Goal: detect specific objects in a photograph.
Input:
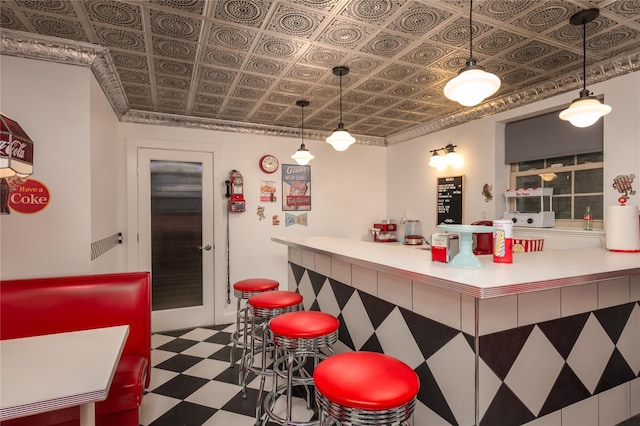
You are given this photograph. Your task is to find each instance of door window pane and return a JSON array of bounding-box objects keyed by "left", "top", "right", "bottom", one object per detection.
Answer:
[{"left": 151, "top": 160, "right": 203, "bottom": 311}]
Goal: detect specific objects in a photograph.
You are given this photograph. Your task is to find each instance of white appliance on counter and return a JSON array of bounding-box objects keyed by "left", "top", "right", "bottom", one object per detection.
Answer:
[
  {"left": 605, "top": 204, "right": 640, "bottom": 252},
  {"left": 503, "top": 188, "right": 556, "bottom": 228}
]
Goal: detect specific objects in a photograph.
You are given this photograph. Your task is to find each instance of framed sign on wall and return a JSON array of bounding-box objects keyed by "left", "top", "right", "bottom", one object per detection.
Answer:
[{"left": 437, "top": 175, "right": 463, "bottom": 225}]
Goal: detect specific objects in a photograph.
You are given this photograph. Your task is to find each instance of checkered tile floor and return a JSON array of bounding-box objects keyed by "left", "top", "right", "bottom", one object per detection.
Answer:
[{"left": 140, "top": 323, "right": 317, "bottom": 426}]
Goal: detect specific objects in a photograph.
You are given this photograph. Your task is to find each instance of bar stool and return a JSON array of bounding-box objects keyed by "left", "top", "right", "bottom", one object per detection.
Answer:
[
  {"left": 313, "top": 351, "right": 420, "bottom": 426},
  {"left": 264, "top": 310, "right": 339, "bottom": 426},
  {"left": 242, "top": 290, "right": 304, "bottom": 425},
  {"left": 229, "top": 278, "right": 279, "bottom": 377}
]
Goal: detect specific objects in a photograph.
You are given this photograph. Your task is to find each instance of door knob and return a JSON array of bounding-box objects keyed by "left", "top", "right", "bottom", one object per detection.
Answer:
[{"left": 199, "top": 244, "right": 212, "bottom": 251}]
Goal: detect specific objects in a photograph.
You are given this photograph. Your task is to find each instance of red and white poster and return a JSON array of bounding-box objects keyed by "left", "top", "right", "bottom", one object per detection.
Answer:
[
  {"left": 1, "top": 177, "right": 50, "bottom": 214},
  {"left": 282, "top": 164, "right": 311, "bottom": 211}
]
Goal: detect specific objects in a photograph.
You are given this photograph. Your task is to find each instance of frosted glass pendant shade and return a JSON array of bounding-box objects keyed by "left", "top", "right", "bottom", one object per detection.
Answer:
[
  {"left": 444, "top": 66, "right": 501, "bottom": 107},
  {"left": 291, "top": 146, "right": 314, "bottom": 165},
  {"left": 559, "top": 95, "right": 611, "bottom": 128},
  {"left": 326, "top": 128, "right": 355, "bottom": 151}
]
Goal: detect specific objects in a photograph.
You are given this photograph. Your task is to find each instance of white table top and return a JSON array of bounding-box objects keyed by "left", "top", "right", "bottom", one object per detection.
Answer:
[
  {"left": 0, "top": 325, "right": 129, "bottom": 421},
  {"left": 272, "top": 236, "right": 640, "bottom": 298}
]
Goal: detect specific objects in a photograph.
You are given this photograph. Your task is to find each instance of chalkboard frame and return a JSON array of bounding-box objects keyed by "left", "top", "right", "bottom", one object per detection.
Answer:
[{"left": 437, "top": 175, "right": 464, "bottom": 225}]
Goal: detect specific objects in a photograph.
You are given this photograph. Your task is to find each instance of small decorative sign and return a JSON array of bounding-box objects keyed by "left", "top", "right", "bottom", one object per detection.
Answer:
[
  {"left": 282, "top": 164, "right": 311, "bottom": 211},
  {"left": 285, "top": 213, "right": 308, "bottom": 227},
  {"left": 260, "top": 179, "right": 277, "bottom": 203},
  {"left": 3, "top": 178, "right": 50, "bottom": 214}
]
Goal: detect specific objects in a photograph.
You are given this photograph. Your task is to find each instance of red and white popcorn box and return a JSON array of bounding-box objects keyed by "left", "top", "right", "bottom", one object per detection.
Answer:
[{"left": 512, "top": 238, "right": 544, "bottom": 253}]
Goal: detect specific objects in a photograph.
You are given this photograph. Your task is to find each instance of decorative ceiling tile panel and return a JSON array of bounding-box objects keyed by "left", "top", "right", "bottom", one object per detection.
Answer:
[{"left": 1, "top": 0, "right": 638, "bottom": 145}]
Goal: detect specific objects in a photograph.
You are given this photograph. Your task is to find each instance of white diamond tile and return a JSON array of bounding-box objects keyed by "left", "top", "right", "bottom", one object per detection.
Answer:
[
  {"left": 560, "top": 395, "right": 598, "bottom": 426},
  {"left": 315, "top": 252, "right": 331, "bottom": 277},
  {"left": 181, "top": 341, "right": 224, "bottom": 358},
  {"left": 412, "top": 399, "right": 451, "bottom": 426},
  {"left": 147, "top": 367, "right": 178, "bottom": 391},
  {"left": 598, "top": 382, "right": 631, "bottom": 426},
  {"left": 631, "top": 377, "right": 640, "bottom": 417},
  {"left": 375, "top": 307, "right": 424, "bottom": 369},
  {"left": 202, "top": 410, "right": 254, "bottom": 426},
  {"left": 478, "top": 295, "right": 517, "bottom": 335},
  {"left": 315, "top": 278, "right": 341, "bottom": 318},
  {"left": 598, "top": 276, "right": 630, "bottom": 309},
  {"left": 151, "top": 333, "right": 175, "bottom": 348},
  {"left": 181, "top": 327, "right": 217, "bottom": 341},
  {"left": 378, "top": 272, "right": 411, "bottom": 310},
  {"left": 139, "top": 392, "right": 181, "bottom": 425},
  {"left": 427, "top": 333, "right": 476, "bottom": 426},
  {"left": 185, "top": 379, "right": 241, "bottom": 409},
  {"left": 151, "top": 349, "right": 177, "bottom": 366},
  {"left": 617, "top": 303, "right": 640, "bottom": 375},
  {"left": 331, "top": 258, "right": 351, "bottom": 285},
  {"left": 341, "top": 292, "right": 375, "bottom": 350},
  {"left": 461, "top": 294, "right": 475, "bottom": 335},
  {"left": 351, "top": 264, "right": 377, "bottom": 296},
  {"left": 504, "top": 326, "right": 565, "bottom": 416},
  {"left": 296, "top": 270, "right": 316, "bottom": 311},
  {"left": 566, "top": 313, "right": 615, "bottom": 393},
  {"left": 183, "top": 358, "right": 229, "bottom": 380},
  {"left": 413, "top": 281, "right": 461, "bottom": 331},
  {"left": 518, "top": 288, "right": 560, "bottom": 326},
  {"left": 479, "top": 357, "right": 502, "bottom": 422},
  {"left": 561, "top": 282, "right": 597, "bottom": 317}
]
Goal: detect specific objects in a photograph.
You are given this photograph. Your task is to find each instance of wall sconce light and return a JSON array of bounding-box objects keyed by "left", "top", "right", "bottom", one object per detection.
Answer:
[
  {"left": 443, "top": 0, "right": 500, "bottom": 107},
  {"left": 559, "top": 9, "right": 611, "bottom": 127},
  {"left": 429, "top": 144, "right": 463, "bottom": 169},
  {"left": 326, "top": 66, "right": 356, "bottom": 151},
  {"left": 291, "top": 100, "right": 314, "bottom": 165}
]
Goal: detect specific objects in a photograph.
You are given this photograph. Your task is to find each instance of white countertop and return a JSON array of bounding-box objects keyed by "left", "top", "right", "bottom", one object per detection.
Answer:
[{"left": 272, "top": 236, "right": 640, "bottom": 298}]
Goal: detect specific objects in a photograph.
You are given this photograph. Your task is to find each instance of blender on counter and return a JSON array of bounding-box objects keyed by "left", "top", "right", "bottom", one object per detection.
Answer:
[{"left": 403, "top": 219, "right": 424, "bottom": 245}]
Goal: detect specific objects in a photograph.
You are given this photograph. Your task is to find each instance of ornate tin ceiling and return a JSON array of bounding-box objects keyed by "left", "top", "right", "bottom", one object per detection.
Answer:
[{"left": 1, "top": 0, "right": 639, "bottom": 146}]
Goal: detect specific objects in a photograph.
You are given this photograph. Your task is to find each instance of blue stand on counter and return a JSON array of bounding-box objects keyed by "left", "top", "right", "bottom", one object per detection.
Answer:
[{"left": 437, "top": 224, "right": 495, "bottom": 268}]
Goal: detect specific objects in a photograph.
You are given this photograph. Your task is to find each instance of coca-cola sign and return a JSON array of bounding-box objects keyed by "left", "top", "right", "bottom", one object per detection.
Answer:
[
  {"left": 1, "top": 113, "right": 34, "bottom": 177},
  {"left": 7, "top": 178, "right": 50, "bottom": 214},
  {"left": 0, "top": 135, "right": 34, "bottom": 163}
]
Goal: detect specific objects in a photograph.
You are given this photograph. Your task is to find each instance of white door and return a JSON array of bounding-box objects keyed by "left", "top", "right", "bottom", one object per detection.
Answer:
[{"left": 138, "top": 148, "right": 215, "bottom": 332}]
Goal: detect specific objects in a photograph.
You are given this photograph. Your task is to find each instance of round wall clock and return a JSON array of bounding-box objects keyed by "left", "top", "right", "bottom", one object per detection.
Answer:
[{"left": 259, "top": 154, "right": 279, "bottom": 173}]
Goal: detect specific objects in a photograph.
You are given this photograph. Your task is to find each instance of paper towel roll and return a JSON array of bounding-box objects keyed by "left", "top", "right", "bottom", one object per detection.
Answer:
[{"left": 605, "top": 205, "right": 640, "bottom": 251}]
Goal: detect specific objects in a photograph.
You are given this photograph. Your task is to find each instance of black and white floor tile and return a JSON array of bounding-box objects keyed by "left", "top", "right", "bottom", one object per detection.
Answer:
[{"left": 140, "top": 323, "right": 316, "bottom": 426}]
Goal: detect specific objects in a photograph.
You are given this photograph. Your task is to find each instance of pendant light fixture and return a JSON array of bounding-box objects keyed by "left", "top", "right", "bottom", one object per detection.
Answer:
[
  {"left": 291, "top": 100, "right": 314, "bottom": 165},
  {"left": 326, "top": 66, "right": 355, "bottom": 151},
  {"left": 443, "top": 0, "right": 500, "bottom": 107},
  {"left": 559, "top": 9, "right": 611, "bottom": 128}
]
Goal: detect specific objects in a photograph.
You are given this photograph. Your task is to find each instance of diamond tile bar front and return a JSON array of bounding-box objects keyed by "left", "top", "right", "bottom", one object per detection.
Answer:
[{"left": 272, "top": 236, "right": 640, "bottom": 426}]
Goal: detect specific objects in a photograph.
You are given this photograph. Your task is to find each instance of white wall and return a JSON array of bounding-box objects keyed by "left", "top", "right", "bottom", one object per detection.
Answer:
[
  {"left": 1, "top": 56, "right": 93, "bottom": 278},
  {"left": 388, "top": 71, "right": 640, "bottom": 246},
  {"left": 120, "top": 123, "right": 387, "bottom": 323}
]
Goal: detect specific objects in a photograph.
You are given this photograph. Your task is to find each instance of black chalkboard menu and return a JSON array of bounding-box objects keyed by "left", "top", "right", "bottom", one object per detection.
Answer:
[{"left": 437, "top": 176, "right": 464, "bottom": 225}]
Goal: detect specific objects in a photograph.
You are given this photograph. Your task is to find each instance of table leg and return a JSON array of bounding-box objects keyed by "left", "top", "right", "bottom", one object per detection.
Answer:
[{"left": 79, "top": 402, "right": 96, "bottom": 426}]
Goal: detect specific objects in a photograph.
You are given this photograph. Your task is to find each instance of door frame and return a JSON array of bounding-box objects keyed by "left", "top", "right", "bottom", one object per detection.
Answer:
[{"left": 126, "top": 138, "right": 228, "bottom": 329}]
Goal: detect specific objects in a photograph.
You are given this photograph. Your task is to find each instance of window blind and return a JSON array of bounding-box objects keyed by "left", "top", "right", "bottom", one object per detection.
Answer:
[{"left": 505, "top": 110, "right": 603, "bottom": 164}]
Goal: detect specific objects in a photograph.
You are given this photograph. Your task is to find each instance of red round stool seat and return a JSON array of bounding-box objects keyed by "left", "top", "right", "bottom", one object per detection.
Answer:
[
  {"left": 233, "top": 278, "right": 279, "bottom": 298},
  {"left": 248, "top": 290, "right": 303, "bottom": 317},
  {"left": 314, "top": 352, "right": 419, "bottom": 425},
  {"left": 264, "top": 311, "right": 339, "bottom": 425}
]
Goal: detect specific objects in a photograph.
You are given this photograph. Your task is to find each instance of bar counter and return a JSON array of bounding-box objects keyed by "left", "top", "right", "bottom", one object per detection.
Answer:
[{"left": 272, "top": 236, "right": 640, "bottom": 426}]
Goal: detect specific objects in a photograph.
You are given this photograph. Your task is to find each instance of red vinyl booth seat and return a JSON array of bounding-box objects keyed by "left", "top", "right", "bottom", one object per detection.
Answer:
[{"left": 0, "top": 272, "right": 151, "bottom": 426}]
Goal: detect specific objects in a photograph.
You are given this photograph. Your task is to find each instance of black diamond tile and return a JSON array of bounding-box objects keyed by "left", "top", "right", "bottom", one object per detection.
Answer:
[
  {"left": 149, "top": 401, "right": 216, "bottom": 426},
  {"left": 153, "top": 374, "right": 209, "bottom": 400},
  {"left": 336, "top": 312, "right": 355, "bottom": 350},
  {"left": 359, "top": 290, "right": 395, "bottom": 329},
  {"left": 400, "top": 307, "right": 460, "bottom": 360},
  {"left": 539, "top": 363, "right": 591, "bottom": 417},
  {"left": 594, "top": 347, "right": 636, "bottom": 394},
  {"left": 329, "top": 278, "right": 356, "bottom": 311},
  {"left": 290, "top": 262, "right": 306, "bottom": 286},
  {"left": 221, "top": 386, "right": 262, "bottom": 417},
  {"left": 213, "top": 363, "right": 256, "bottom": 385},
  {"left": 205, "top": 331, "right": 233, "bottom": 344},
  {"left": 157, "top": 337, "right": 199, "bottom": 353},
  {"left": 480, "top": 324, "right": 535, "bottom": 381},
  {"left": 156, "top": 353, "right": 203, "bottom": 373},
  {"left": 208, "top": 323, "right": 231, "bottom": 331},
  {"left": 157, "top": 328, "right": 194, "bottom": 338},
  {"left": 414, "top": 362, "right": 456, "bottom": 425},
  {"left": 594, "top": 303, "right": 635, "bottom": 344},
  {"left": 209, "top": 344, "right": 242, "bottom": 364},
  {"left": 537, "top": 312, "right": 589, "bottom": 359},
  {"left": 481, "top": 383, "right": 535, "bottom": 426},
  {"left": 308, "top": 269, "right": 327, "bottom": 295},
  {"left": 360, "top": 332, "right": 383, "bottom": 352},
  {"left": 309, "top": 299, "right": 321, "bottom": 312}
]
